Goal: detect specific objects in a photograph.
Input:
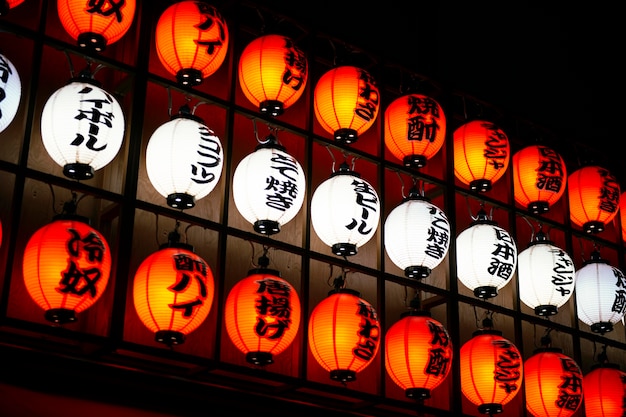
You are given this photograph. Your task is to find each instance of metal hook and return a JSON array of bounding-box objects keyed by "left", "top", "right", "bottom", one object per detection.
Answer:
[{"left": 325, "top": 145, "right": 336, "bottom": 173}]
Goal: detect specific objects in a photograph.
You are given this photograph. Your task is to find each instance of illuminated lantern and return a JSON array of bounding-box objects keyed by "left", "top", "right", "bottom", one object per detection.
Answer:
[
  {"left": 22, "top": 215, "right": 112, "bottom": 324},
  {"left": 310, "top": 162, "right": 380, "bottom": 256},
  {"left": 384, "top": 93, "right": 446, "bottom": 168},
  {"left": 384, "top": 310, "right": 452, "bottom": 400},
  {"left": 155, "top": 1, "right": 229, "bottom": 86},
  {"left": 308, "top": 288, "right": 380, "bottom": 383},
  {"left": 460, "top": 327, "right": 523, "bottom": 414},
  {"left": 133, "top": 235, "right": 215, "bottom": 346},
  {"left": 40, "top": 71, "right": 126, "bottom": 180},
  {"left": 453, "top": 120, "right": 510, "bottom": 192},
  {"left": 524, "top": 347, "right": 583, "bottom": 417},
  {"left": 314, "top": 65, "right": 380, "bottom": 144},
  {"left": 0, "top": 0, "right": 25, "bottom": 15},
  {"left": 584, "top": 363, "right": 626, "bottom": 417},
  {"left": 0, "top": 52, "right": 21, "bottom": 134},
  {"left": 517, "top": 230, "right": 576, "bottom": 316},
  {"left": 384, "top": 187, "right": 450, "bottom": 279},
  {"left": 146, "top": 104, "right": 223, "bottom": 209},
  {"left": 568, "top": 165, "right": 620, "bottom": 234},
  {"left": 620, "top": 191, "right": 626, "bottom": 242},
  {"left": 456, "top": 209, "right": 517, "bottom": 298},
  {"left": 224, "top": 256, "right": 301, "bottom": 366},
  {"left": 57, "top": 0, "right": 136, "bottom": 53},
  {"left": 512, "top": 144, "right": 567, "bottom": 214},
  {"left": 232, "top": 134, "right": 306, "bottom": 235},
  {"left": 238, "top": 34, "right": 308, "bottom": 117},
  {"left": 574, "top": 250, "right": 626, "bottom": 334}
]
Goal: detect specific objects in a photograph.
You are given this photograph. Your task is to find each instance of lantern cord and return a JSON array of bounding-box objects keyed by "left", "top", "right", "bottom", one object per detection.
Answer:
[
  {"left": 166, "top": 86, "right": 173, "bottom": 117},
  {"left": 597, "top": 344, "right": 609, "bottom": 364},
  {"left": 154, "top": 213, "right": 160, "bottom": 247},
  {"left": 325, "top": 145, "right": 336, "bottom": 173},
  {"left": 394, "top": 171, "right": 406, "bottom": 199},
  {"left": 248, "top": 240, "right": 257, "bottom": 267},
  {"left": 326, "top": 264, "right": 334, "bottom": 287},
  {"left": 63, "top": 50, "right": 76, "bottom": 78},
  {"left": 520, "top": 215, "right": 535, "bottom": 242}
]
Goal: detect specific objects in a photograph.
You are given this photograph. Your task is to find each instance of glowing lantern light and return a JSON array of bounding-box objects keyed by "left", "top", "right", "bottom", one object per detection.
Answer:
[
  {"left": 574, "top": 250, "right": 626, "bottom": 334},
  {"left": 155, "top": 1, "right": 229, "bottom": 87},
  {"left": 584, "top": 363, "right": 626, "bottom": 417},
  {"left": 22, "top": 215, "right": 112, "bottom": 324},
  {"left": 568, "top": 165, "right": 620, "bottom": 234},
  {"left": 308, "top": 288, "right": 380, "bottom": 383},
  {"left": 146, "top": 104, "right": 223, "bottom": 209},
  {"left": 456, "top": 209, "right": 517, "bottom": 298},
  {"left": 384, "top": 93, "right": 446, "bottom": 168},
  {"left": 40, "top": 70, "right": 125, "bottom": 180},
  {"left": 310, "top": 161, "right": 380, "bottom": 256},
  {"left": 238, "top": 34, "right": 308, "bottom": 117},
  {"left": 620, "top": 192, "right": 626, "bottom": 243},
  {"left": 384, "top": 187, "right": 450, "bottom": 279},
  {"left": 453, "top": 120, "right": 510, "bottom": 192},
  {"left": 313, "top": 65, "right": 380, "bottom": 144},
  {"left": 517, "top": 230, "right": 576, "bottom": 316},
  {"left": 0, "top": 52, "right": 21, "bottom": 134},
  {"left": 57, "top": 0, "right": 136, "bottom": 53},
  {"left": 232, "top": 133, "right": 306, "bottom": 235},
  {"left": 512, "top": 144, "right": 567, "bottom": 214},
  {"left": 0, "top": 0, "right": 25, "bottom": 15}
]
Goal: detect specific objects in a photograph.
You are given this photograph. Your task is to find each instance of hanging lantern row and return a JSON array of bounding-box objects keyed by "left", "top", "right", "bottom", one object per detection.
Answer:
[{"left": 0, "top": 52, "right": 21, "bottom": 134}]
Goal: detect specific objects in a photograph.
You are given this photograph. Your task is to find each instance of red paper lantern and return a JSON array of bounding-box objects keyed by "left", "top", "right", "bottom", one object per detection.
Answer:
[
  {"left": 512, "top": 144, "right": 567, "bottom": 214},
  {"left": 155, "top": 1, "right": 229, "bottom": 86},
  {"left": 57, "top": 0, "right": 136, "bottom": 52},
  {"left": 0, "top": 0, "right": 25, "bottom": 16},
  {"left": 453, "top": 120, "right": 510, "bottom": 192},
  {"left": 584, "top": 363, "right": 626, "bottom": 417},
  {"left": 384, "top": 93, "right": 446, "bottom": 168},
  {"left": 238, "top": 34, "right": 308, "bottom": 117},
  {"left": 308, "top": 288, "right": 380, "bottom": 383},
  {"left": 568, "top": 165, "right": 620, "bottom": 234},
  {"left": 313, "top": 65, "right": 380, "bottom": 144},
  {"left": 384, "top": 311, "right": 452, "bottom": 400},
  {"left": 620, "top": 191, "right": 626, "bottom": 242},
  {"left": 22, "top": 215, "right": 112, "bottom": 324}
]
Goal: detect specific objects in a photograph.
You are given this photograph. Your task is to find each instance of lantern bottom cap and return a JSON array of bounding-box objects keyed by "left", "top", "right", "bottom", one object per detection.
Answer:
[
  {"left": 534, "top": 304, "right": 558, "bottom": 316},
  {"left": 528, "top": 201, "right": 549, "bottom": 214},
  {"left": 254, "top": 219, "right": 280, "bottom": 235},
  {"left": 332, "top": 242, "right": 357, "bottom": 257},
  {"left": 334, "top": 128, "right": 357, "bottom": 144},
  {"left": 583, "top": 220, "right": 604, "bottom": 234},
  {"left": 246, "top": 351, "right": 274, "bottom": 366},
  {"left": 167, "top": 193, "right": 195, "bottom": 209},
  {"left": 259, "top": 100, "right": 284, "bottom": 117},
  {"left": 155, "top": 330, "right": 185, "bottom": 346},
  {"left": 469, "top": 179, "right": 492, "bottom": 193},
  {"left": 77, "top": 32, "right": 106, "bottom": 53},
  {"left": 405, "top": 265, "right": 431, "bottom": 279},
  {"left": 176, "top": 68, "right": 203, "bottom": 87},
  {"left": 478, "top": 403, "right": 503, "bottom": 414},
  {"left": 64, "top": 163, "right": 94, "bottom": 180},
  {"left": 473, "top": 286, "right": 498, "bottom": 299},
  {"left": 403, "top": 154, "right": 427, "bottom": 169},
  {"left": 330, "top": 369, "right": 356, "bottom": 383},
  {"left": 591, "top": 321, "right": 613, "bottom": 334},
  {"left": 45, "top": 308, "right": 77, "bottom": 324},
  {"left": 405, "top": 387, "right": 430, "bottom": 400}
]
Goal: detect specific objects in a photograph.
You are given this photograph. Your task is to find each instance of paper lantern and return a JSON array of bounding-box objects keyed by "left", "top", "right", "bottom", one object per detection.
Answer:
[
  {"left": 313, "top": 65, "right": 380, "bottom": 144},
  {"left": 0, "top": 52, "right": 21, "bottom": 134},
  {"left": 146, "top": 104, "right": 223, "bottom": 209},
  {"left": 22, "top": 215, "right": 112, "bottom": 324},
  {"left": 40, "top": 72, "right": 126, "bottom": 180},
  {"left": 568, "top": 165, "right": 620, "bottom": 234},
  {"left": 0, "top": 0, "right": 25, "bottom": 15},
  {"left": 460, "top": 329, "right": 523, "bottom": 414},
  {"left": 57, "top": 0, "right": 136, "bottom": 52},
  {"left": 512, "top": 144, "right": 567, "bottom": 213},
  {"left": 453, "top": 120, "right": 510, "bottom": 192},
  {"left": 232, "top": 134, "right": 306, "bottom": 235},
  {"left": 385, "top": 310, "right": 452, "bottom": 399},
  {"left": 238, "top": 34, "right": 307, "bottom": 117},
  {"left": 133, "top": 242, "right": 215, "bottom": 345},
  {"left": 224, "top": 263, "right": 301, "bottom": 366},
  {"left": 384, "top": 187, "right": 450, "bottom": 279},
  {"left": 574, "top": 250, "right": 626, "bottom": 334},
  {"left": 517, "top": 231, "right": 576, "bottom": 316},
  {"left": 620, "top": 192, "right": 626, "bottom": 242},
  {"left": 584, "top": 363, "right": 626, "bottom": 417},
  {"left": 456, "top": 209, "right": 517, "bottom": 298},
  {"left": 308, "top": 288, "right": 380, "bottom": 382},
  {"left": 384, "top": 93, "right": 446, "bottom": 168},
  {"left": 155, "top": 1, "right": 229, "bottom": 86},
  {"left": 310, "top": 162, "right": 380, "bottom": 256}
]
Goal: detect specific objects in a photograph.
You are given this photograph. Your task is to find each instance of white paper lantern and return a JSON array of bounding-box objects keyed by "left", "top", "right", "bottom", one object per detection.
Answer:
[
  {"left": 384, "top": 188, "right": 450, "bottom": 279},
  {"left": 0, "top": 52, "right": 21, "bottom": 134},
  {"left": 146, "top": 105, "right": 223, "bottom": 209},
  {"left": 575, "top": 251, "right": 626, "bottom": 334},
  {"left": 40, "top": 72, "right": 125, "bottom": 180},
  {"left": 232, "top": 135, "right": 306, "bottom": 235},
  {"left": 311, "top": 162, "right": 380, "bottom": 256},
  {"left": 456, "top": 210, "right": 517, "bottom": 298}
]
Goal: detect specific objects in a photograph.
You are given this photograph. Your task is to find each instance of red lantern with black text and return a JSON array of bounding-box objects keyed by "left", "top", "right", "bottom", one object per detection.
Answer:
[
  {"left": 584, "top": 363, "right": 626, "bottom": 417},
  {"left": 568, "top": 165, "right": 620, "bottom": 234}
]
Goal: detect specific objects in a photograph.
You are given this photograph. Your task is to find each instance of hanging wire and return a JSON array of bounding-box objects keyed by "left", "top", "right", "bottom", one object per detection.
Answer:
[
  {"left": 394, "top": 170, "right": 406, "bottom": 199},
  {"left": 154, "top": 213, "right": 161, "bottom": 247},
  {"left": 325, "top": 145, "right": 337, "bottom": 173},
  {"left": 252, "top": 118, "right": 273, "bottom": 144},
  {"left": 63, "top": 50, "right": 76, "bottom": 78},
  {"left": 166, "top": 85, "right": 173, "bottom": 117}
]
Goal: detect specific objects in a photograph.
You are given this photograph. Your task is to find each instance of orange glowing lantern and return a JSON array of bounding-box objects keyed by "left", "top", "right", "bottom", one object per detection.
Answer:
[
  {"left": 384, "top": 93, "right": 446, "bottom": 168},
  {"left": 584, "top": 363, "right": 626, "bottom": 417},
  {"left": 155, "top": 1, "right": 229, "bottom": 86},
  {"left": 57, "top": 0, "right": 136, "bottom": 53},
  {"left": 22, "top": 215, "right": 112, "bottom": 324},
  {"left": 238, "top": 34, "right": 308, "bottom": 117},
  {"left": 453, "top": 119, "right": 510, "bottom": 192},
  {"left": 512, "top": 144, "right": 567, "bottom": 214},
  {"left": 308, "top": 288, "right": 380, "bottom": 383},
  {"left": 568, "top": 165, "right": 621, "bottom": 234},
  {"left": 313, "top": 65, "right": 380, "bottom": 144}
]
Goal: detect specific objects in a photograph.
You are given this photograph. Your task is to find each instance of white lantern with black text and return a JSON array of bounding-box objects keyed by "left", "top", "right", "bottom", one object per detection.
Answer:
[
  {"left": 40, "top": 70, "right": 125, "bottom": 180},
  {"left": 311, "top": 162, "right": 380, "bottom": 256},
  {"left": 146, "top": 104, "right": 223, "bottom": 209},
  {"left": 232, "top": 134, "right": 305, "bottom": 235},
  {"left": 0, "top": 52, "right": 21, "bottom": 134}
]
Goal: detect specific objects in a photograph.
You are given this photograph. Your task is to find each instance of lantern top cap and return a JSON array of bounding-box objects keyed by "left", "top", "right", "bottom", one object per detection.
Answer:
[
  {"left": 470, "top": 208, "right": 496, "bottom": 226},
  {"left": 472, "top": 328, "right": 503, "bottom": 337},
  {"left": 330, "top": 161, "right": 360, "bottom": 178},
  {"left": 172, "top": 104, "right": 204, "bottom": 124},
  {"left": 405, "top": 186, "right": 430, "bottom": 202},
  {"left": 52, "top": 213, "right": 91, "bottom": 225},
  {"left": 327, "top": 287, "right": 361, "bottom": 297},
  {"left": 400, "top": 309, "right": 431, "bottom": 319},
  {"left": 583, "top": 250, "right": 609, "bottom": 266},
  {"left": 159, "top": 241, "right": 194, "bottom": 251},
  {"left": 255, "top": 133, "right": 286, "bottom": 152},
  {"left": 590, "top": 362, "right": 621, "bottom": 371},
  {"left": 68, "top": 68, "right": 102, "bottom": 87},
  {"left": 527, "top": 230, "right": 553, "bottom": 247},
  {"left": 246, "top": 267, "right": 281, "bottom": 277},
  {"left": 532, "top": 346, "right": 563, "bottom": 355}
]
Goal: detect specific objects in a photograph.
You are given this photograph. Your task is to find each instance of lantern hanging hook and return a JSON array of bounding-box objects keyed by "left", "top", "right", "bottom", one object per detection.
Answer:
[
  {"left": 63, "top": 50, "right": 76, "bottom": 78},
  {"left": 394, "top": 170, "right": 406, "bottom": 199},
  {"left": 325, "top": 145, "right": 337, "bottom": 173}
]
